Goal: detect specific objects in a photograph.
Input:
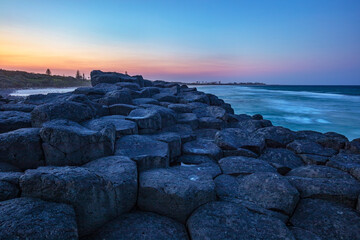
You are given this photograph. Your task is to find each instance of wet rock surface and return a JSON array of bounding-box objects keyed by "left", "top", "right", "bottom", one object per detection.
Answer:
[{"left": 0, "top": 70, "right": 359, "bottom": 239}]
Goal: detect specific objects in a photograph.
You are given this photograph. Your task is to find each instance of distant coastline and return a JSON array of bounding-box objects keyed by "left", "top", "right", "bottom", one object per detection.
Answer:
[{"left": 185, "top": 81, "right": 266, "bottom": 86}]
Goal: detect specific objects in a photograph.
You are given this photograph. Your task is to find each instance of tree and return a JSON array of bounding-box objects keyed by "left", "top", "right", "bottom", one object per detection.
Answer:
[
  {"left": 75, "top": 70, "right": 82, "bottom": 79},
  {"left": 45, "top": 69, "right": 51, "bottom": 75}
]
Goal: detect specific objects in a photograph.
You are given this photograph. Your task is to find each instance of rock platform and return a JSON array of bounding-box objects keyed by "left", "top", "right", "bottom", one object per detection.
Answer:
[{"left": 0, "top": 70, "right": 360, "bottom": 239}]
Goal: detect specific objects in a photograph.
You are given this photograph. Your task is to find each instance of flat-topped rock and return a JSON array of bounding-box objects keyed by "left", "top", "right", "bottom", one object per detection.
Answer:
[
  {"left": 149, "top": 132, "right": 182, "bottom": 161},
  {"left": 133, "top": 97, "right": 159, "bottom": 105},
  {"left": 138, "top": 166, "right": 216, "bottom": 222},
  {"left": 0, "top": 180, "right": 19, "bottom": 201},
  {"left": 215, "top": 128, "right": 265, "bottom": 154},
  {"left": 193, "top": 105, "right": 228, "bottom": 121},
  {"left": 176, "top": 113, "right": 199, "bottom": 129},
  {"left": 0, "top": 162, "right": 21, "bottom": 172},
  {"left": 259, "top": 148, "right": 304, "bottom": 173},
  {"left": 0, "top": 110, "right": 31, "bottom": 133},
  {"left": 253, "top": 126, "right": 296, "bottom": 148},
  {"left": 183, "top": 138, "right": 223, "bottom": 160},
  {"left": 97, "top": 90, "right": 133, "bottom": 105},
  {"left": 91, "top": 70, "right": 144, "bottom": 87},
  {"left": 194, "top": 128, "right": 218, "bottom": 141},
  {"left": 287, "top": 165, "right": 355, "bottom": 179},
  {"left": 0, "top": 128, "right": 44, "bottom": 170},
  {"left": 115, "top": 135, "right": 169, "bottom": 171},
  {"left": 326, "top": 152, "right": 360, "bottom": 180},
  {"left": 0, "top": 103, "right": 36, "bottom": 112},
  {"left": 290, "top": 227, "right": 322, "bottom": 240},
  {"left": 40, "top": 120, "right": 115, "bottom": 166},
  {"left": 108, "top": 103, "right": 137, "bottom": 115},
  {"left": 140, "top": 104, "right": 176, "bottom": 128},
  {"left": 299, "top": 153, "right": 329, "bottom": 165},
  {"left": 198, "top": 116, "right": 224, "bottom": 129},
  {"left": 287, "top": 140, "right": 337, "bottom": 157},
  {"left": 168, "top": 103, "right": 192, "bottom": 113},
  {"left": 163, "top": 124, "right": 196, "bottom": 142},
  {"left": 83, "top": 115, "right": 138, "bottom": 137},
  {"left": 152, "top": 92, "right": 179, "bottom": 103},
  {"left": 87, "top": 211, "right": 189, "bottom": 240},
  {"left": 0, "top": 197, "right": 78, "bottom": 240},
  {"left": 290, "top": 199, "right": 360, "bottom": 240},
  {"left": 126, "top": 108, "right": 162, "bottom": 132},
  {"left": 187, "top": 201, "right": 295, "bottom": 240},
  {"left": 20, "top": 166, "right": 119, "bottom": 237},
  {"left": 219, "top": 156, "right": 276, "bottom": 176}
]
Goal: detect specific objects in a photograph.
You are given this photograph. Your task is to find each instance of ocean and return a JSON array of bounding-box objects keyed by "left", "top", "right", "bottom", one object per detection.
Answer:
[
  {"left": 8, "top": 85, "right": 360, "bottom": 140},
  {"left": 196, "top": 85, "right": 360, "bottom": 140}
]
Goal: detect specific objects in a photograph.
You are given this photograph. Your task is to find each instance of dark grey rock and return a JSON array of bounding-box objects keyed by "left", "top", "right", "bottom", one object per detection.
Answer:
[
  {"left": 259, "top": 148, "right": 304, "bottom": 172},
  {"left": 0, "top": 111, "right": 31, "bottom": 133},
  {"left": 253, "top": 126, "right": 296, "bottom": 148},
  {"left": 193, "top": 106, "right": 228, "bottom": 121},
  {"left": 133, "top": 97, "right": 159, "bottom": 105},
  {"left": 252, "top": 114, "right": 263, "bottom": 120},
  {"left": 0, "top": 128, "right": 44, "bottom": 170},
  {"left": 346, "top": 138, "right": 360, "bottom": 154},
  {"left": 287, "top": 140, "right": 337, "bottom": 157},
  {"left": 91, "top": 70, "right": 144, "bottom": 87},
  {"left": 0, "top": 180, "right": 19, "bottom": 201},
  {"left": 138, "top": 167, "right": 216, "bottom": 222},
  {"left": 219, "top": 156, "right": 276, "bottom": 176},
  {"left": 0, "top": 103, "right": 35, "bottom": 112},
  {"left": 187, "top": 201, "right": 295, "bottom": 240},
  {"left": 83, "top": 156, "right": 138, "bottom": 215},
  {"left": 0, "top": 197, "right": 78, "bottom": 240},
  {"left": 40, "top": 120, "right": 114, "bottom": 166},
  {"left": 86, "top": 211, "right": 188, "bottom": 240},
  {"left": 194, "top": 128, "right": 218, "bottom": 141},
  {"left": 115, "top": 81, "right": 140, "bottom": 90},
  {"left": 115, "top": 135, "right": 169, "bottom": 171},
  {"left": 83, "top": 115, "right": 138, "bottom": 137},
  {"left": 168, "top": 103, "right": 192, "bottom": 113},
  {"left": 20, "top": 166, "right": 118, "bottom": 237},
  {"left": 149, "top": 132, "right": 181, "bottom": 161},
  {"left": 290, "top": 199, "right": 360, "bottom": 240},
  {"left": 0, "top": 162, "right": 21, "bottom": 172},
  {"left": 126, "top": 108, "right": 162, "bottom": 131},
  {"left": 183, "top": 139, "right": 223, "bottom": 160},
  {"left": 31, "top": 100, "right": 96, "bottom": 127},
  {"left": 178, "top": 154, "right": 216, "bottom": 165},
  {"left": 177, "top": 113, "right": 199, "bottom": 129},
  {"left": 198, "top": 117, "right": 224, "bottom": 129},
  {"left": 152, "top": 93, "right": 179, "bottom": 103},
  {"left": 327, "top": 152, "right": 360, "bottom": 180},
  {"left": 163, "top": 124, "right": 196, "bottom": 143},
  {"left": 222, "top": 148, "right": 259, "bottom": 158},
  {"left": 140, "top": 104, "right": 177, "bottom": 128},
  {"left": 289, "top": 227, "right": 322, "bottom": 240},
  {"left": 108, "top": 103, "right": 137, "bottom": 115},
  {"left": 299, "top": 154, "right": 329, "bottom": 165},
  {"left": 286, "top": 176, "right": 360, "bottom": 207},
  {"left": 215, "top": 128, "right": 265, "bottom": 154},
  {"left": 233, "top": 119, "right": 272, "bottom": 133},
  {"left": 296, "top": 130, "right": 349, "bottom": 150},
  {"left": 178, "top": 91, "right": 210, "bottom": 104},
  {"left": 287, "top": 165, "right": 355, "bottom": 179},
  {"left": 97, "top": 90, "right": 133, "bottom": 105}
]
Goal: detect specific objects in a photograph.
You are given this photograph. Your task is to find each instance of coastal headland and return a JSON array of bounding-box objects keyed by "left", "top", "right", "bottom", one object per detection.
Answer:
[{"left": 0, "top": 70, "right": 360, "bottom": 239}]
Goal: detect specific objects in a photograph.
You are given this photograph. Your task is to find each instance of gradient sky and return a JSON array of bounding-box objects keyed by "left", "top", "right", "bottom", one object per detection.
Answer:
[{"left": 1, "top": 0, "right": 359, "bottom": 84}]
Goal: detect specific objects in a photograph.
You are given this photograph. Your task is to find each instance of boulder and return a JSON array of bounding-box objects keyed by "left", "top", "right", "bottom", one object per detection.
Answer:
[
  {"left": 0, "top": 180, "right": 19, "bottom": 201},
  {"left": 222, "top": 148, "right": 259, "bottom": 158},
  {"left": 115, "top": 82, "right": 140, "bottom": 90},
  {"left": 176, "top": 113, "right": 199, "bottom": 129},
  {"left": 218, "top": 156, "right": 277, "bottom": 176},
  {"left": 198, "top": 117, "right": 224, "bottom": 129},
  {"left": 187, "top": 201, "right": 295, "bottom": 240},
  {"left": 287, "top": 165, "right": 355, "bottom": 179},
  {"left": 0, "top": 128, "right": 44, "bottom": 170},
  {"left": 193, "top": 106, "right": 228, "bottom": 121},
  {"left": 87, "top": 211, "right": 189, "bottom": 240},
  {"left": 108, "top": 103, "right": 137, "bottom": 115},
  {"left": 91, "top": 70, "right": 144, "bottom": 87},
  {"left": 287, "top": 140, "right": 337, "bottom": 157},
  {"left": 40, "top": 120, "right": 114, "bottom": 166},
  {"left": 20, "top": 166, "right": 118, "bottom": 236},
  {"left": 140, "top": 104, "right": 177, "bottom": 128},
  {"left": 0, "top": 103, "right": 35, "bottom": 112},
  {"left": 0, "top": 162, "right": 21, "bottom": 172},
  {"left": 152, "top": 93, "right": 179, "bottom": 103},
  {"left": 31, "top": 100, "right": 96, "bottom": 127},
  {"left": 126, "top": 108, "right": 162, "bottom": 132},
  {"left": 149, "top": 132, "right": 181, "bottom": 161},
  {"left": 97, "top": 90, "right": 133, "bottom": 105},
  {"left": 0, "top": 111, "right": 31, "bottom": 133},
  {"left": 83, "top": 115, "right": 138, "bottom": 137},
  {"left": 290, "top": 199, "right": 360, "bottom": 240},
  {"left": 233, "top": 119, "right": 272, "bottom": 133},
  {"left": 290, "top": 227, "right": 322, "bottom": 240},
  {"left": 163, "top": 124, "right": 196, "bottom": 143},
  {"left": 259, "top": 148, "right": 304, "bottom": 173},
  {"left": 346, "top": 138, "right": 360, "bottom": 154},
  {"left": 133, "top": 97, "right": 159, "bottom": 105},
  {"left": 83, "top": 156, "right": 138, "bottom": 215},
  {"left": 178, "top": 91, "right": 210, "bottom": 104},
  {"left": 183, "top": 139, "right": 223, "bottom": 160},
  {"left": 115, "top": 135, "right": 169, "bottom": 171},
  {"left": 296, "top": 130, "right": 349, "bottom": 150},
  {"left": 326, "top": 153, "right": 360, "bottom": 180},
  {"left": 168, "top": 103, "right": 192, "bottom": 113},
  {"left": 215, "top": 128, "right": 265, "bottom": 154},
  {"left": 286, "top": 175, "right": 360, "bottom": 207},
  {"left": 253, "top": 126, "right": 296, "bottom": 148},
  {"left": 216, "top": 172, "right": 299, "bottom": 215},
  {"left": 299, "top": 154, "right": 329, "bottom": 165},
  {"left": 0, "top": 197, "right": 78, "bottom": 240},
  {"left": 194, "top": 128, "right": 218, "bottom": 141},
  {"left": 138, "top": 167, "right": 216, "bottom": 222}
]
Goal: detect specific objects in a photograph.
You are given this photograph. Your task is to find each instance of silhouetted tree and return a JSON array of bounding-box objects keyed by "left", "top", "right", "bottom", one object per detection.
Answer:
[
  {"left": 76, "top": 70, "right": 82, "bottom": 79},
  {"left": 46, "top": 69, "right": 51, "bottom": 75}
]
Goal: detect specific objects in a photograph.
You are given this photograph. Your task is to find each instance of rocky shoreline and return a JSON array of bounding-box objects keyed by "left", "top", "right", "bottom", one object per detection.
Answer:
[{"left": 0, "top": 70, "right": 360, "bottom": 240}]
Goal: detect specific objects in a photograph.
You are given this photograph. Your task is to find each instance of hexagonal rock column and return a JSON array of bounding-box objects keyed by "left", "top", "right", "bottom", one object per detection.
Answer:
[
  {"left": 182, "top": 139, "right": 223, "bottom": 160},
  {"left": 149, "top": 132, "right": 182, "bottom": 162},
  {"left": 40, "top": 120, "right": 115, "bottom": 166},
  {"left": 86, "top": 211, "right": 189, "bottom": 240},
  {"left": 0, "top": 197, "right": 78, "bottom": 240},
  {"left": 115, "top": 135, "right": 169, "bottom": 171},
  {"left": 126, "top": 108, "right": 161, "bottom": 134},
  {"left": 19, "top": 165, "right": 135, "bottom": 237},
  {"left": 290, "top": 199, "right": 360, "bottom": 240},
  {"left": 138, "top": 166, "right": 216, "bottom": 223},
  {"left": 218, "top": 156, "right": 277, "bottom": 176},
  {"left": 187, "top": 201, "right": 295, "bottom": 240},
  {"left": 0, "top": 128, "right": 44, "bottom": 170}
]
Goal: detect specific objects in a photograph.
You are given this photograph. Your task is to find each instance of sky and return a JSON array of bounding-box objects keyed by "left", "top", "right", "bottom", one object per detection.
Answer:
[{"left": 0, "top": 0, "right": 359, "bottom": 84}]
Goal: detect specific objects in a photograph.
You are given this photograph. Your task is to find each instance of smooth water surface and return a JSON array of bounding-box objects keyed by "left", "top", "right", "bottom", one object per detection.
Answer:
[{"left": 196, "top": 85, "right": 360, "bottom": 140}]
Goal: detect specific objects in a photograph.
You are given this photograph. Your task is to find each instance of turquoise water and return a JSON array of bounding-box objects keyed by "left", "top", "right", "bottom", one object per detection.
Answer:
[{"left": 196, "top": 85, "right": 360, "bottom": 140}]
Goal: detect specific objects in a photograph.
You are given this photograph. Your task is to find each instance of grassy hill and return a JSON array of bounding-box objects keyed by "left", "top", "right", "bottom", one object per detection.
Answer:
[{"left": 0, "top": 69, "right": 91, "bottom": 88}]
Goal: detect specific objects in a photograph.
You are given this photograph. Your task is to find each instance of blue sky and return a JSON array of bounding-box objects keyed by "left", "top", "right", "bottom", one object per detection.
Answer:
[{"left": 0, "top": 0, "right": 359, "bottom": 84}]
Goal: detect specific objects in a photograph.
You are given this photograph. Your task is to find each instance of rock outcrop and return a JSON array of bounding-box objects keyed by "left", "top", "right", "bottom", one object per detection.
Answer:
[{"left": 0, "top": 70, "right": 359, "bottom": 240}]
